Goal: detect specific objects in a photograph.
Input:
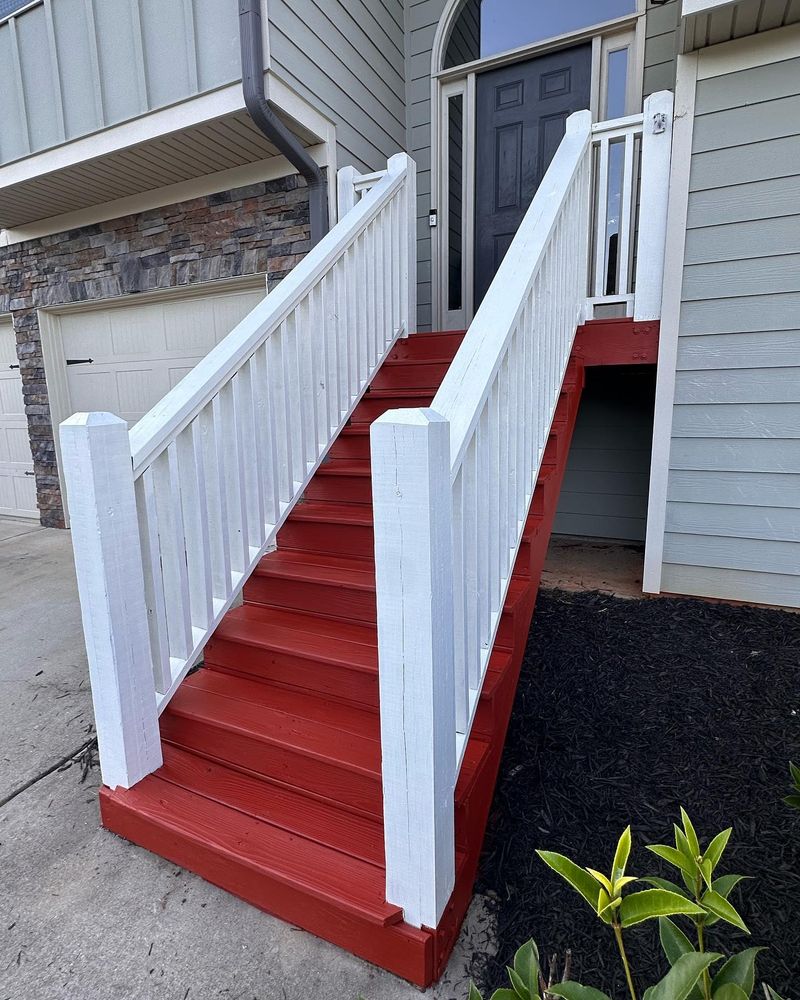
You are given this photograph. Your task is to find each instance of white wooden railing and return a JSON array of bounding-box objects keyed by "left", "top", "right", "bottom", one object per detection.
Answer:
[
  {"left": 589, "top": 91, "right": 674, "bottom": 320},
  {"left": 61, "top": 152, "right": 417, "bottom": 792},
  {"left": 370, "top": 96, "right": 673, "bottom": 930}
]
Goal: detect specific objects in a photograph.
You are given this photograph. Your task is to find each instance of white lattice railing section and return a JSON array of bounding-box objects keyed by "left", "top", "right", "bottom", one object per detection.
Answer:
[
  {"left": 370, "top": 96, "right": 674, "bottom": 930},
  {"left": 590, "top": 91, "right": 674, "bottom": 320},
  {"left": 61, "top": 152, "right": 416, "bottom": 792}
]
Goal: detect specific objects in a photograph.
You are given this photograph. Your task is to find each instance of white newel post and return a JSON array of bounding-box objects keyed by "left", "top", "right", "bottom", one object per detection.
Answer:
[
  {"left": 371, "top": 408, "right": 456, "bottom": 928},
  {"left": 336, "top": 164, "right": 359, "bottom": 219},
  {"left": 634, "top": 91, "right": 675, "bottom": 321},
  {"left": 60, "top": 412, "right": 162, "bottom": 790},
  {"left": 388, "top": 152, "right": 417, "bottom": 338}
]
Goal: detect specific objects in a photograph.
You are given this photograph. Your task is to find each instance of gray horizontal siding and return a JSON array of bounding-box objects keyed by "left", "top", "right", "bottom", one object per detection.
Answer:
[
  {"left": 644, "top": 0, "right": 679, "bottom": 96},
  {"left": 269, "top": 0, "right": 406, "bottom": 174},
  {"left": 555, "top": 370, "right": 655, "bottom": 543},
  {"left": 661, "top": 46, "right": 800, "bottom": 608}
]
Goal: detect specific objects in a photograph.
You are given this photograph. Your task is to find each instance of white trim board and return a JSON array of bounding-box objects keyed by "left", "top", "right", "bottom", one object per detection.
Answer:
[
  {"left": 696, "top": 21, "right": 800, "bottom": 77},
  {"left": 642, "top": 50, "right": 698, "bottom": 595}
]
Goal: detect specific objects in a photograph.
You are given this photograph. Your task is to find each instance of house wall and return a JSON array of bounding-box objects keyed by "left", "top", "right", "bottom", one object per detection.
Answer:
[
  {"left": 657, "top": 29, "right": 800, "bottom": 607},
  {"left": 268, "top": 0, "right": 407, "bottom": 175},
  {"left": 0, "top": 176, "right": 310, "bottom": 527},
  {"left": 643, "top": 0, "right": 680, "bottom": 96},
  {"left": 554, "top": 368, "right": 656, "bottom": 542}
]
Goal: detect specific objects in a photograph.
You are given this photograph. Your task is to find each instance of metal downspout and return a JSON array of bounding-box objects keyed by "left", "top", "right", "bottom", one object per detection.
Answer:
[{"left": 238, "top": 0, "right": 329, "bottom": 245}]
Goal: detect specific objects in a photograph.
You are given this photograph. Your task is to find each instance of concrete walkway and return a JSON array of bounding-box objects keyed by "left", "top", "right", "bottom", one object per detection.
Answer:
[{"left": 0, "top": 517, "right": 492, "bottom": 1000}]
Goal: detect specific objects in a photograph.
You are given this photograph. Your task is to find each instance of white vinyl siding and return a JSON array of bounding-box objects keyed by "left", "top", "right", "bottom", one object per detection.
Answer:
[{"left": 661, "top": 46, "right": 800, "bottom": 608}]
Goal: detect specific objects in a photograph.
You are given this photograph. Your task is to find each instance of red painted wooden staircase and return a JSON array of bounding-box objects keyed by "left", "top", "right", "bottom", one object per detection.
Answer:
[{"left": 100, "top": 328, "right": 587, "bottom": 986}]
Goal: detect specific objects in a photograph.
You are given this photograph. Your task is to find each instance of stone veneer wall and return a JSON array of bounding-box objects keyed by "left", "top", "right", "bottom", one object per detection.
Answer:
[{"left": 0, "top": 174, "right": 310, "bottom": 527}]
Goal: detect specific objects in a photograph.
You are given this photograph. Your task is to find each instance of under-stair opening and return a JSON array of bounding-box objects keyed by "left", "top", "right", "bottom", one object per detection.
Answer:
[{"left": 548, "top": 365, "right": 657, "bottom": 595}]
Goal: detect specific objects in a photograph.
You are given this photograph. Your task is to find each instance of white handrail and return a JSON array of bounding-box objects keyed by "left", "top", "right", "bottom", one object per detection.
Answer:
[
  {"left": 61, "top": 152, "right": 417, "bottom": 791},
  {"left": 371, "top": 111, "right": 593, "bottom": 930}
]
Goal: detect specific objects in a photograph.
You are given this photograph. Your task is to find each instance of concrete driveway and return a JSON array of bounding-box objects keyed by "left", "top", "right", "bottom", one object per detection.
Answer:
[{"left": 0, "top": 517, "right": 493, "bottom": 1000}]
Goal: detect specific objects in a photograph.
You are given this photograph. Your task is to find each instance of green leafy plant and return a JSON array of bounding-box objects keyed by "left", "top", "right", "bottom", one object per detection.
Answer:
[
  {"left": 468, "top": 812, "right": 783, "bottom": 1000},
  {"left": 784, "top": 763, "right": 800, "bottom": 810}
]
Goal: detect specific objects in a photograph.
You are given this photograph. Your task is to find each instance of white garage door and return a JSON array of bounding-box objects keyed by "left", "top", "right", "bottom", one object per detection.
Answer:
[
  {"left": 0, "top": 317, "right": 37, "bottom": 518},
  {"left": 53, "top": 281, "right": 265, "bottom": 426}
]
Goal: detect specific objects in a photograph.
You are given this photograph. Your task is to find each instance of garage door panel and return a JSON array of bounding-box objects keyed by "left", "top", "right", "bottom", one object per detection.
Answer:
[
  {"left": 109, "top": 303, "right": 167, "bottom": 357},
  {"left": 0, "top": 317, "right": 36, "bottom": 517},
  {"left": 212, "top": 289, "right": 263, "bottom": 332},
  {"left": 163, "top": 297, "right": 220, "bottom": 354}
]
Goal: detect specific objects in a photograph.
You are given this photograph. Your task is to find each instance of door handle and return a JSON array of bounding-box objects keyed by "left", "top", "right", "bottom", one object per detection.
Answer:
[
  {"left": 66, "top": 358, "right": 94, "bottom": 366},
  {"left": 8, "top": 364, "right": 19, "bottom": 370}
]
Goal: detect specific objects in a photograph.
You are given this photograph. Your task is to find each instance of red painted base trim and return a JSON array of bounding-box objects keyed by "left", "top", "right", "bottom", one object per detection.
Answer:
[
  {"left": 100, "top": 331, "right": 587, "bottom": 987},
  {"left": 574, "top": 318, "right": 659, "bottom": 366}
]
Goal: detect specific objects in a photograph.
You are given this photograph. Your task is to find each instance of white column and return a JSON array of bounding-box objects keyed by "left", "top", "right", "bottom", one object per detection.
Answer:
[
  {"left": 60, "top": 412, "right": 162, "bottom": 790},
  {"left": 388, "top": 152, "right": 417, "bottom": 337},
  {"left": 634, "top": 90, "right": 675, "bottom": 321},
  {"left": 371, "top": 407, "right": 456, "bottom": 929}
]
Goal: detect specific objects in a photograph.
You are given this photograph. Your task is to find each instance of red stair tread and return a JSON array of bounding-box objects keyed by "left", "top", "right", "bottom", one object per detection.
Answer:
[
  {"left": 158, "top": 744, "right": 386, "bottom": 867},
  {"left": 255, "top": 548, "right": 375, "bottom": 582},
  {"left": 171, "top": 670, "right": 381, "bottom": 746},
  {"left": 218, "top": 603, "right": 377, "bottom": 649},
  {"left": 101, "top": 776, "right": 401, "bottom": 926},
  {"left": 287, "top": 500, "right": 373, "bottom": 526}
]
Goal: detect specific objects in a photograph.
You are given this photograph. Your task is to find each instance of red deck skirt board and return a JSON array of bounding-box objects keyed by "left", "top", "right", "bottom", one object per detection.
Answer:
[{"left": 100, "top": 320, "right": 640, "bottom": 985}]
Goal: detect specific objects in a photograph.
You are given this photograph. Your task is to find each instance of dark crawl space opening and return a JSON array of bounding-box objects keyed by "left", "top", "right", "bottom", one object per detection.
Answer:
[{"left": 470, "top": 588, "right": 800, "bottom": 996}]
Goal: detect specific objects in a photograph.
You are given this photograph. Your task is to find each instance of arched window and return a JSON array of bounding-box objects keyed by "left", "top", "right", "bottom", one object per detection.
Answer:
[{"left": 444, "top": 0, "right": 638, "bottom": 68}]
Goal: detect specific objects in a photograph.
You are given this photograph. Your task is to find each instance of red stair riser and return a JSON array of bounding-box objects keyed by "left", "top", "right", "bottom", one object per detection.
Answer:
[
  {"left": 370, "top": 360, "right": 452, "bottom": 389},
  {"left": 160, "top": 714, "right": 384, "bottom": 818},
  {"left": 388, "top": 332, "right": 465, "bottom": 360},
  {"left": 306, "top": 469, "right": 372, "bottom": 505},
  {"left": 243, "top": 570, "right": 378, "bottom": 623},
  {"left": 327, "top": 431, "right": 371, "bottom": 462},
  {"left": 100, "top": 789, "right": 433, "bottom": 984},
  {"left": 204, "top": 640, "right": 380, "bottom": 709},
  {"left": 279, "top": 516, "right": 374, "bottom": 558},
  {"left": 350, "top": 392, "right": 436, "bottom": 423}
]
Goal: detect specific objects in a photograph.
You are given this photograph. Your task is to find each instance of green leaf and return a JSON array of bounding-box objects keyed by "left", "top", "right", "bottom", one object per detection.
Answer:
[
  {"left": 764, "top": 986, "right": 785, "bottom": 1000},
  {"left": 701, "top": 890, "right": 750, "bottom": 933},
  {"left": 712, "top": 875, "right": 748, "bottom": 900},
  {"left": 783, "top": 794, "right": 800, "bottom": 809},
  {"left": 700, "top": 858, "right": 714, "bottom": 891},
  {"left": 598, "top": 895, "right": 622, "bottom": 922},
  {"left": 790, "top": 761, "right": 800, "bottom": 788},
  {"left": 658, "top": 916, "right": 696, "bottom": 965},
  {"left": 647, "top": 844, "right": 697, "bottom": 880},
  {"left": 703, "top": 828, "right": 732, "bottom": 873},
  {"left": 711, "top": 948, "right": 764, "bottom": 997},
  {"left": 619, "top": 889, "right": 706, "bottom": 927},
  {"left": 587, "top": 868, "right": 614, "bottom": 894},
  {"left": 549, "top": 983, "right": 612, "bottom": 1000},
  {"left": 648, "top": 952, "right": 723, "bottom": 1000},
  {"left": 613, "top": 826, "right": 632, "bottom": 881},
  {"left": 490, "top": 991, "right": 520, "bottom": 1000},
  {"left": 675, "top": 825, "right": 696, "bottom": 865},
  {"left": 470, "top": 983, "right": 484, "bottom": 1000},
  {"left": 681, "top": 808, "right": 701, "bottom": 859},
  {"left": 614, "top": 875, "right": 638, "bottom": 893},
  {"left": 537, "top": 851, "right": 601, "bottom": 910},
  {"left": 644, "top": 876, "right": 690, "bottom": 897},
  {"left": 514, "top": 940, "right": 540, "bottom": 1000},
  {"left": 713, "top": 985, "right": 749, "bottom": 1000},
  {"left": 508, "top": 967, "right": 530, "bottom": 1000}
]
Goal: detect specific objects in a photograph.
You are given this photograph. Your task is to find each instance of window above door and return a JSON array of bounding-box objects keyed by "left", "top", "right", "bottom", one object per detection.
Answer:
[{"left": 444, "top": 0, "right": 639, "bottom": 68}]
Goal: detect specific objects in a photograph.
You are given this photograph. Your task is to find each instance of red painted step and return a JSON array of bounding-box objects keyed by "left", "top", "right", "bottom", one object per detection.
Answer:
[{"left": 98, "top": 321, "right": 609, "bottom": 986}]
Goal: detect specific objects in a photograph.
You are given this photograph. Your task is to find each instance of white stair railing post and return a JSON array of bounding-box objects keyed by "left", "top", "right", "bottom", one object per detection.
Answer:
[
  {"left": 336, "top": 164, "right": 359, "bottom": 219},
  {"left": 60, "top": 412, "right": 162, "bottom": 790},
  {"left": 371, "top": 407, "right": 456, "bottom": 929},
  {"left": 388, "top": 152, "right": 417, "bottom": 338},
  {"left": 634, "top": 90, "right": 675, "bottom": 321}
]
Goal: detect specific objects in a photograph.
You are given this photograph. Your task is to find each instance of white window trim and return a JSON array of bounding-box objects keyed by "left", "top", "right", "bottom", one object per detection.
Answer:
[{"left": 430, "top": 0, "right": 646, "bottom": 330}]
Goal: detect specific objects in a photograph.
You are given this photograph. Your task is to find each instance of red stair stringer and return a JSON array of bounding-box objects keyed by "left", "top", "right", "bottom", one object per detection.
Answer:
[{"left": 100, "top": 327, "right": 587, "bottom": 987}]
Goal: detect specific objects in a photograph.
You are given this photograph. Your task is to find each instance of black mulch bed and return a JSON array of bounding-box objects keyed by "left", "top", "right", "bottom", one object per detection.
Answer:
[{"left": 470, "top": 588, "right": 800, "bottom": 997}]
